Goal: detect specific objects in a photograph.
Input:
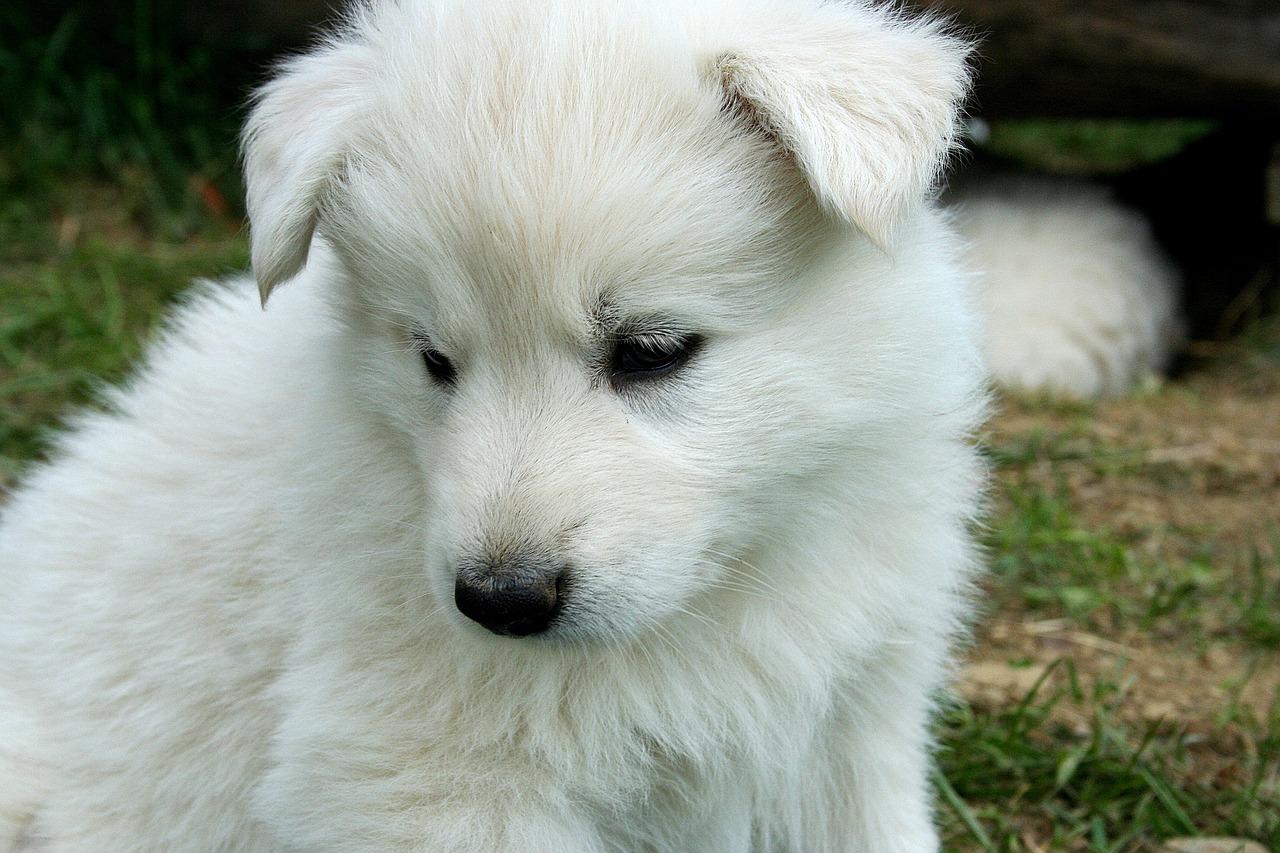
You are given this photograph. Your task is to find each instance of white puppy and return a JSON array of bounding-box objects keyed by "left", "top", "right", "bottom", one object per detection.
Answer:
[
  {"left": 0, "top": 1, "right": 987, "bottom": 850},
  {"left": 951, "top": 174, "right": 1183, "bottom": 398}
]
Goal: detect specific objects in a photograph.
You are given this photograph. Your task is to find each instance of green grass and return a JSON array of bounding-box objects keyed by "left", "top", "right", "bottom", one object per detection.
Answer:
[
  {"left": 981, "top": 472, "right": 1261, "bottom": 641},
  {"left": 981, "top": 119, "right": 1220, "bottom": 175},
  {"left": 1238, "top": 543, "right": 1280, "bottom": 650},
  {"left": 964, "top": 383, "right": 1280, "bottom": 850},
  {"left": 0, "top": 0, "right": 257, "bottom": 478},
  {"left": 982, "top": 393, "right": 1280, "bottom": 641},
  {"left": 0, "top": 1, "right": 262, "bottom": 235},
  {"left": 936, "top": 666, "right": 1280, "bottom": 851},
  {"left": 954, "top": 436, "right": 1279, "bottom": 849},
  {"left": 0, "top": 217, "right": 247, "bottom": 482},
  {"left": 986, "top": 475, "right": 1135, "bottom": 623}
]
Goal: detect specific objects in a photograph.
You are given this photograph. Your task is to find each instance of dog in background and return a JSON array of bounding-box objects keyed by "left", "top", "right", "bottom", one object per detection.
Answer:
[{"left": 952, "top": 171, "right": 1183, "bottom": 399}]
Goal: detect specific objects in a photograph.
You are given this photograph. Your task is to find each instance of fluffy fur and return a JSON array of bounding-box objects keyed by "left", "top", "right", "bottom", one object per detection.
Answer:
[
  {"left": 0, "top": 1, "right": 987, "bottom": 850},
  {"left": 951, "top": 174, "right": 1183, "bottom": 398}
]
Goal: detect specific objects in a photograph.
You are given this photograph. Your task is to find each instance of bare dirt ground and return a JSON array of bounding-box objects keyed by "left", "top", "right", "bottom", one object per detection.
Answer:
[{"left": 959, "top": 335, "right": 1280, "bottom": 795}]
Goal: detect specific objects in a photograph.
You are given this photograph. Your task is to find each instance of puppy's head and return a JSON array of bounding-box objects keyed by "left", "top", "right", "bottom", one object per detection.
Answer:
[{"left": 244, "top": 0, "right": 972, "bottom": 642}]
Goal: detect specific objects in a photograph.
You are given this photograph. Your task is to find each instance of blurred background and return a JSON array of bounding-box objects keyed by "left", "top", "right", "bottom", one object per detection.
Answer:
[{"left": 0, "top": 1, "right": 1277, "bottom": 850}]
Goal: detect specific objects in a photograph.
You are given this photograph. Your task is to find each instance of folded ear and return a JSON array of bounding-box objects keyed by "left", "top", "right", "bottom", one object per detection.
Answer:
[
  {"left": 710, "top": 3, "right": 972, "bottom": 246},
  {"left": 242, "top": 39, "right": 374, "bottom": 303}
]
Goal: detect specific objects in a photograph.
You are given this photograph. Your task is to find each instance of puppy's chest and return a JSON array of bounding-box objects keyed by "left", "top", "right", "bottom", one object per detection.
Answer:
[{"left": 263, "top": 627, "right": 809, "bottom": 850}]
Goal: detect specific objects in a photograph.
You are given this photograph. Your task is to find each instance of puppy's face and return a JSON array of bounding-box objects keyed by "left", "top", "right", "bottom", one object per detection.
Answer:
[
  {"left": 325, "top": 48, "right": 822, "bottom": 641},
  {"left": 243, "top": 0, "right": 970, "bottom": 642}
]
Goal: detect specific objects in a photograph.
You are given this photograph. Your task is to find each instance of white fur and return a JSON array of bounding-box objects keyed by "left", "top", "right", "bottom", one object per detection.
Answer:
[
  {"left": 951, "top": 174, "right": 1183, "bottom": 398},
  {"left": 0, "top": 1, "right": 987, "bottom": 850}
]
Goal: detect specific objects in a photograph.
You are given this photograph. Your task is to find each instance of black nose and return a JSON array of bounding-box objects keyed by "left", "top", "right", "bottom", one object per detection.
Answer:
[{"left": 454, "top": 559, "right": 565, "bottom": 636}]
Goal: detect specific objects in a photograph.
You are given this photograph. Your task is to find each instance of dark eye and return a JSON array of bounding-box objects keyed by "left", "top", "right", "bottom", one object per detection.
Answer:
[
  {"left": 610, "top": 333, "right": 702, "bottom": 381},
  {"left": 422, "top": 348, "right": 457, "bottom": 386}
]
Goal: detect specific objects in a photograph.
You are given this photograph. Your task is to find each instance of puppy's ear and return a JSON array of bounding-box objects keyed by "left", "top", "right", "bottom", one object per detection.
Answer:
[
  {"left": 242, "top": 41, "right": 373, "bottom": 303},
  {"left": 711, "top": 5, "right": 971, "bottom": 246}
]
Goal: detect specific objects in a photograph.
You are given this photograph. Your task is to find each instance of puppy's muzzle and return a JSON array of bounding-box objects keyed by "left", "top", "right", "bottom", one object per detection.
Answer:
[{"left": 453, "top": 556, "right": 565, "bottom": 637}]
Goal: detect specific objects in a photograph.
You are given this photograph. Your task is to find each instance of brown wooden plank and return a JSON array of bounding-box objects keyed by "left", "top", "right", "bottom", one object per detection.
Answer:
[{"left": 917, "top": 0, "right": 1280, "bottom": 119}]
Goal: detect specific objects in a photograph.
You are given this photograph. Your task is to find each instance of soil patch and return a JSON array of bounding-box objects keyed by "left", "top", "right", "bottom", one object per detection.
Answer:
[{"left": 960, "top": 336, "right": 1280, "bottom": 757}]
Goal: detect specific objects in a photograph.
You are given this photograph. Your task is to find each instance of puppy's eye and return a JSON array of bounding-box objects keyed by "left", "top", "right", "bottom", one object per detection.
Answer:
[
  {"left": 421, "top": 348, "right": 457, "bottom": 386},
  {"left": 610, "top": 333, "right": 702, "bottom": 381}
]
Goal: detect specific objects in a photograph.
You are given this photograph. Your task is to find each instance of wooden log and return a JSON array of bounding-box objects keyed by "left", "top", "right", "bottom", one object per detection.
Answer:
[
  {"left": 916, "top": 0, "right": 1280, "bottom": 120},
  {"left": 183, "top": 0, "right": 1280, "bottom": 120}
]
